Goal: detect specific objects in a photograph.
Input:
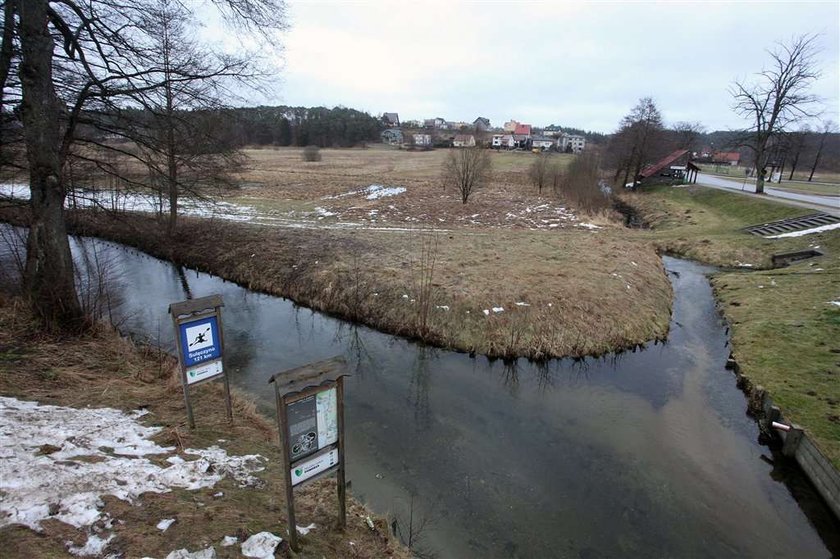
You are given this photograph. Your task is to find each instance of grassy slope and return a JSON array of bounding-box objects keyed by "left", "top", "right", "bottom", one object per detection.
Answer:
[
  {"left": 40, "top": 209, "right": 669, "bottom": 360},
  {"left": 625, "top": 185, "right": 840, "bottom": 467},
  {"left": 0, "top": 295, "right": 409, "bottom": 559}
]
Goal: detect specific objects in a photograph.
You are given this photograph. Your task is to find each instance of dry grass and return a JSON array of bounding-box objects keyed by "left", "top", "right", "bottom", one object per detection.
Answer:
[
  {"left": 58, "top": 210, "right": 671, "bottom": 359},
  {"left": 229, "top": 147, "right": 588, "bottom": 230},
  {"left": 0, "top": 295, "right": 410, "bottom": 559}
]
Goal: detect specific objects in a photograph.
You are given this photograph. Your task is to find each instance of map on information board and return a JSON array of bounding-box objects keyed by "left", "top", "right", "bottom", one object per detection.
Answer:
[
  {"left": 287, "top": 386, "right": 338, "bottom": 462},
  {"left": 316, "top": 387, "right": 338, "bottom": 449}
]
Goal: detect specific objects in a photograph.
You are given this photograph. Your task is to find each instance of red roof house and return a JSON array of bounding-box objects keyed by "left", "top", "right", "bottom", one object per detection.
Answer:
[{"left": 513, "top": 124, "right": 531, "bottom": 136}]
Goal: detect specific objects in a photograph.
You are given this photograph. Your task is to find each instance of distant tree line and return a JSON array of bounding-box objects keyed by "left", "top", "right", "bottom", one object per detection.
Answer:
[{"left": 217, "top": 105, "right": 384, "bottom": 148}]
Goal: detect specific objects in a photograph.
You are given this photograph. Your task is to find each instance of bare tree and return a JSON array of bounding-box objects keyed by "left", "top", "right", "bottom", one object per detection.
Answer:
[
  {"left": 782, "top": 127, "right": 809, "bottom": 180},
  {"left": 671, "top": 121, "right": 706, "bottom": 153},
  {"left": 441, "top": 145, "right": 491, "bottom": 204},
  {"left": 528, "top": 151, "right": 551, "bottom": 194},
  {"left": 0, "top": 0, "right": 286, "bottom": 329},
  {"left": 607, "top": 97, "right": 664, "bottom": 188},
  {"left": 731, "top": 34, "right": 822, "bottom": 193},
  {"left": 808, "top": 120, "right": 836, "bottom": 182}
]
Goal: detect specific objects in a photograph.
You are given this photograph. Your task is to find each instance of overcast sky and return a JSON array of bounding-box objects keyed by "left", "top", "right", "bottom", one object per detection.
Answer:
[{"left": 233, "top": 0, "right": 839, "bottom": 133}]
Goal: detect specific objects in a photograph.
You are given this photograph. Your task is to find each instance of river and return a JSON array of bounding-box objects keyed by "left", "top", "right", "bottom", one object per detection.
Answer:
[{"left": 1, "top": 226, "right": 838, "bottom": 558}]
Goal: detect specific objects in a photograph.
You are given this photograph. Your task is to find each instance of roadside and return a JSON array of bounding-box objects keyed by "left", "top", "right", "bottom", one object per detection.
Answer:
[
  {"left": 695, "top": 172, "right": 840, "bottom": 215},
  {"left": 0, "top": 294, "right": 410, "bottom": 559},
  {"left": 623, "top": 184, "right": 840, "bottom": 468}
]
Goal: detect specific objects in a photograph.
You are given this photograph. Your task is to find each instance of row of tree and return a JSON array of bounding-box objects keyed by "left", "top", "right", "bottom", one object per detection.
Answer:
[
  {"left": 218, "top": 105, "right": 383, "bottom": 148},
  {"left": 605, "top": 35, "right": 837, "bottom": 191}
]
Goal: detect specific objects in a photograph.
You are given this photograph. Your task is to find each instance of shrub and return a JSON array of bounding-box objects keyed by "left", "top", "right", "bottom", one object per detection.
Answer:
[{"left": 302, "top": 145, "right": 321, "bottom": 162}]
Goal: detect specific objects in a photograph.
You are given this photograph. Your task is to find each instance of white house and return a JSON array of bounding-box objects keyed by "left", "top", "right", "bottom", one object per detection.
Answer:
[
  {"left": 560, "top": 133, "right": 586, "bottom": 153},
  {"left": 413, "top": 134, "right": 432, "bottom": 147},
  {"left": 492, "top": 134, "right": 515, "bottom": 149},
  {"left": 532, "top": 136, "right": 554, "bottom": 151}
]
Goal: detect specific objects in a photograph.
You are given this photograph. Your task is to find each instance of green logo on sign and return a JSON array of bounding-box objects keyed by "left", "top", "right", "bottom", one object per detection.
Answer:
[{"left": 295, "top": 468, "right": 303, "bottom": 477}]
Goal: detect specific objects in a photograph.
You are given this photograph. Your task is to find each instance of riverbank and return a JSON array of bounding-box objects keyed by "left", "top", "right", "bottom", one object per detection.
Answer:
[
  {"left": 623, "top": 184, "right": 840, "bottom": 469},
  {"left": 0, "top": 294, "right": 410, "bottom": 558},
  {"left": 0, "top": 206, "right": 672, "bottom": 360}
]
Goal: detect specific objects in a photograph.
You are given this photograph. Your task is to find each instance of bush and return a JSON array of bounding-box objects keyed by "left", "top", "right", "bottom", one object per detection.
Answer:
[
  {"left": 302, "top": 145, "right": 321, "bottom": 162},
  {"left": 556, "top": 153, "right": 612, "bottom": 212}
]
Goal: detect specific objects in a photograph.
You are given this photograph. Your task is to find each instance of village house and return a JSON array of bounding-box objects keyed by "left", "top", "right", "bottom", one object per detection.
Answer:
[
  {"left": 532, "top": 136, "right": 555, "bottom": 151},
  {"left": 560, "top": 133, "right": 586, "bottom": 153},
  {"left": 453, "top": 134, "right": 476, "bottom": 147},
  {"left": 492, "top": 134, "right": 515, "bottom": 149},
  {"left": 382, "top": 112, "right": 400, "bottom": 127},
  {"left": 513, "top": 123, "right": 532, "bottom": 148},
  {"left": 380, "top": 128, "right": 403, "bottom": 145},
  {"left": 424, "top": 117, "right": 446, "bottom": 129},
  {"left": 413, "top": 133, "right": 432, "bottom": 147},
  {"left": 474, "top": 117, "right": 491, "bottom": 132},
  {"left": 712, "top": 151, "right": 741, "bottom": 166}
]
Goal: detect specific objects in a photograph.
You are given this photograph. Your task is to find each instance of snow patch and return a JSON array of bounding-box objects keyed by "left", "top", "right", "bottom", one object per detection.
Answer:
[
  {"left": 67, "top": 533, "right": 114, "bottom": 556},
  {"left": 157, "top": 518, "right": 176, "bottom": 531},
  {"left": 241, "top": 532, "right": 282, "bottom": 558},
  {"left": 828, "top": 301, "right": 840, "bottom": 307},
  {"left": 313, "top": 207, "right": 336, "bottom": 217},
  {"left": 297, "top": 523, "right": 316, "bottom": 535},
  {"left": 0, "top": 397, "right": 265, "bottom": 533},
  {"left": 575, "top": 222, "right": 601, "bottom": 230},
  {"left": 492, "top": 307, "right": 504, "bottom": 313},
  {"left": 221, "top": 536, "right": 238, "bottom": 546},
  {"left": 165, "top": 548, "right": 217, "bottom": 559},
  {"left": 766, "top": 223, "right": 840, "bottom": 238}
]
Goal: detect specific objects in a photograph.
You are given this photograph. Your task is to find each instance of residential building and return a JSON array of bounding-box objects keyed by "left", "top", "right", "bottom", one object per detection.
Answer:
[
  {"left": 474, "top": 117, "right": 491, "bottom": 132},
  {"left": 382, "top": 112, "right": 400, "bottom": 127},
  {"left": 504, "top": 119, "right": 520, "bottom": 132},
  {"left": 453, "top": 134, "right": 476, "bottom": 147},
  {"left": 413, "top": 134, "right": 432, "bottom": 147},
  {"left": 380, "top": 129, "right": 403, "bottom": 145},
  {"left": 492, "top": 134, "right": 515, "bottom": 149},
  {"left": 424, "top": 117, "right": 446, "bottom": 129},
  {"left": 560, "top": 133, "right": 585, "bottom": 153},
  {"left": 712, "top": 151, "right": 740, "bottom": 166},
  {"left": 532, "top": 136, "right": 554, "bottom": 151}
]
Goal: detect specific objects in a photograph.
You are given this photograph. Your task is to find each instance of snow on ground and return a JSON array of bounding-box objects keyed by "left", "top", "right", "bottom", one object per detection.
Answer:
[
  {"left": 0, "top": 396, "right": 266, "bottom": 554},
  {"left": 829, "top": 301, "right": 840, "bottom": 307},
  {"left": 766, "top": 223, "right": 840, "bottom": 238},
  {"left": 322, "top": 184, "right": 406, "bottom": 201},
  {"left": 0, "top": 183, "right": 257, "bottom": 222},
  {"left": 241, "top": 532, "right": 282, "bottom": 558}
]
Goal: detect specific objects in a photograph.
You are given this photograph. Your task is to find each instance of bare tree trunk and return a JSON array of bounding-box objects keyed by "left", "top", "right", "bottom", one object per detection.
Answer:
[
  {"left": 754, "top": 146, "right": 767, "bottom": 194},
  {"left": 808, "top": 130, "right": 828, "bottom": 182},
  {"left": 19, "top": 0, "right": 83, "bottom": 329}
]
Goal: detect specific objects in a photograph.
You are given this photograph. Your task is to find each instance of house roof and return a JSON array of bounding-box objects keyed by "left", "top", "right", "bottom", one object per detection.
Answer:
[
  {"left": 474, "top": 117, "right": 490, "bottom": 125},
  {"left": 713, "top": 151, "right": 740, "bottom": 162},
  {"left": 383, "top": 112, "right": 399, "bottom": 124},
  {"left": 639, "top": 149, "right": 689, "bottom": 179},
  {"left": 514, "top": 124, "right": 532, "bottom": 136}
]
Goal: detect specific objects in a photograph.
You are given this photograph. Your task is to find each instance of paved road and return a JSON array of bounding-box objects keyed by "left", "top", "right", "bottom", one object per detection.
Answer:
[{"left": 696, "top": 173, "right": 840, "bottom": 215}]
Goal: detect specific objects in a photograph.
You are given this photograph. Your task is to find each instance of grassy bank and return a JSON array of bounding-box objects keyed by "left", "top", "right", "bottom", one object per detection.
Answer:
[
  {"left": 625, "top": 184, "right": 840, "bottom": 467},
  {"left": 0, "top": 207, "right": 672, "bottom": 360},
  {"left": 0, "top": 294, "right": 409, "bottom": 558}
]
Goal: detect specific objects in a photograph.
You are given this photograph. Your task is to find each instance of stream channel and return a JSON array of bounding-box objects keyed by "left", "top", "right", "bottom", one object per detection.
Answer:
[{"left": 2, "top": 226, "right": 839, "bottom": 558}]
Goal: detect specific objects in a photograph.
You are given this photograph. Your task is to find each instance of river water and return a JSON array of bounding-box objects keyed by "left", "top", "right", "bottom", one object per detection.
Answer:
[{"left": 1, "top": 227, "right": 838, "bottom": 558}]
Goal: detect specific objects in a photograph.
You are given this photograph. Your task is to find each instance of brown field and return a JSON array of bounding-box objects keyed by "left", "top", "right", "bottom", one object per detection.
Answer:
[{"left": 229, "top": 147, "right": 601, "bottom": 231}]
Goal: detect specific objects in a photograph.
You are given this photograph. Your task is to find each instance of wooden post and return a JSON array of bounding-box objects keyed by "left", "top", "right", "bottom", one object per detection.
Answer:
[
  {"left": 336, "top": 376, "right": 347, "bottom": 529},
  {"left": 276, "top": 387, "right": 299, "bottom": 552},
  {"left": 171, "top": 312, "right": 195, "bottom": 429},
  {"left": 216, "top": 306, "right": 233, "bottom": 422}
]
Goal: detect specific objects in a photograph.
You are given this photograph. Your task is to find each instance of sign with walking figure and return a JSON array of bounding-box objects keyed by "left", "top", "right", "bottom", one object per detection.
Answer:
[{"left": 169, "top": 294, "right": 232, "bottom": 428}]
